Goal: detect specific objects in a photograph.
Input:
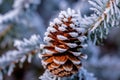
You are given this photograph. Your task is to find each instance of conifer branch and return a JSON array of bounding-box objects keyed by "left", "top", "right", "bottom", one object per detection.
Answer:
[
  {"left": 0, "top": 35, "right": 41, "bottom": 77},
  {"left": 89, "top": 0, "right": 115, "bottom": 31}
]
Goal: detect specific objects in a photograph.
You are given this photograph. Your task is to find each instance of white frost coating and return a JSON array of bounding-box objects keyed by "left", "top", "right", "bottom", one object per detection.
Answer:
[
  {"left": 78, "top": 36, "right": 87, "bottom": 42},
  {"left": 39, "top": 70, "right": 55, "bottom": 80},
  {"left": 72, "top": 60, "right": 81, "bottom": 65},
  {"left": 47, "top": 27, "right": 57, "bottom": 32},
  {"left": 50, "top": 27, "right": 57, "bottom": 32},
  {"left": 116, "top": 0, "right": 119, "bottom": 5},
  {"left": 55, "top": 46, "right": 67, "bottom": 52},
  {"left": 0, "top": 9, "right": 20, "bottom": 23},
  {"left": 110, "top": 1, "right": 114, "bottom": 15},
  {"left": 76, "top": 28, "right": 86, "bottom": 33},
  {"left": 60, "top": 11, "right": 67, "bottom": 15},
  {"left": 28, "top": 54, "right": 32, "bottom": 63},
  {"left": 69, "top": 24, "right": 75, "bottom": 28},
  {"left": 45, "top": 49, "right": 54, "bottom": 54},
  {"left": 63, "top": 18, "right": 68, "bottom": 22},
  {"left": 91, "top": 19, "right": 103, "bottom": 31},
  {"left": 14, "top": 34, "right": 40, "bottom": 50},
  {"left": 41, "top": 60, "right": 48, "bottom": 65},
  {"left": 81, "top": 54, "right": 88, "bottom": 59},
  {"left": 66, "top": 43, "right": 77, "bottom": 48},
  {"left": 20, "top": 56, "right": 27, "bottom": 63},
  {"left": 40, "top": 44, "right": 45, "bottom": 49},
  {"left": 38, "top": 53, "right": 43, "bottom": 59},
  {"left": 13, "top": 0, "right": 40, "bottom": 8},
  {"left": 63, "top": 66, "right": 72, "bottom": 71},
  {"left": 72, "top": 9, "right": 75, "bottom": 14},
  {"left": 57, "top": 35, "right": 68, "bottom": 40},
  {"left": 61, "top": 24, "right": 67, "bottom": 28},
  {"left": 58, "top": 13, "right": 64, "bottom": 19},
  {"left": 88, "top": 0, "right": 103, "bottom": 12},
  {"left": 60, "top": 11, "right": 68, "bottom": 18},
  {"left": 54, "top": 18, "right": 62, "bottom": 24},
  {"left": 71, "top": 19, "right": 76, "bottom": 22},
  {"left": 53, "top": 58, "right": 66, "bottom": 65},
  {"left": 44, "top": 32, "right": 49, "bottom": 36},
  {"left": 72, "top": 52, "right": 82, "bottom": 56},
  {"left": 0, "top": 34, "right": 41, "bottom": 77},
  {"left": 44, "top": 37, "right": 53, "bottom": 42},
  {"left": 72, "top": 14, "right": 79, "bottom": 17},
  {"left": 67, "top": 8, "right": 72, "bottom": 16},
  {"left": 79, "top": 68, "right": 97, "bottom": 80},
  {"left": 13, "top": 0, "right": 24, "bottom": 8},
  {"left": 59, "top": 8, "right": 77, "bottom": 19},
  {"left": 82, "top": 44, "right": 88, "bottom": 48},
  {"left": 14, "top": 40, "right": 23, "bottom": 47},
  {"left": 69, "top": 32, "right": 78, "bottom": 37},
  {"left": 75, "top": 21, "right": 79, "bottom": 25},
  {"left": 7, "top": 63, "right": 15, "bottom": 76},
  {"left": 58, "top": 26, "right": 66, "bottom": 31},
  {"left": 50, "top": 22, "right": 55, "bottom": 27}
]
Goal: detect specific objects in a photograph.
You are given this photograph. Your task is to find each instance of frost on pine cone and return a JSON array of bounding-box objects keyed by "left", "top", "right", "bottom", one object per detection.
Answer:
[{"left": 40, "top": 8, "right": 87, "bottom": 77}]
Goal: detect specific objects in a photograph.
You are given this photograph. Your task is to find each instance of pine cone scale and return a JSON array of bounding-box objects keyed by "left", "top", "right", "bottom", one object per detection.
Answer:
[{"left": 53, "top": 55, "right": 67, "bottom": 64}]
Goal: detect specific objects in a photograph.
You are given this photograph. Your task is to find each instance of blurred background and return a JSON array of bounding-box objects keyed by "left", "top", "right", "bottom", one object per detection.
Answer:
[{"left": 0, "top": 0, "right": 120, "bottom": 80}]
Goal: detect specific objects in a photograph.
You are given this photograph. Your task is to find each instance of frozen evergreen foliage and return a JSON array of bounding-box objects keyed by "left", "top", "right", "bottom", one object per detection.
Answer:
[
  {"left": 0, "top": 0, "right": 45, "bottom": 48},
  {"left": 86, "top": 0, "right": 120, "bottom": 44},
  {"left": 0, "top": 0, "right": 120, "bottom": 80},
  {"left": 13, "top": 0, "right": 40, "bottom": 9},
  {"left": 0, "top": 35, "right": 41, "bottom": 79},
  {"left": 78, "top": 68, "right": 97, "bottom": 80},
  {"left": 14, "top": 34, "right": 41, "bottom": 51},
  {"left": 0, "top": 0, "right": 40, "bottom": 23}
]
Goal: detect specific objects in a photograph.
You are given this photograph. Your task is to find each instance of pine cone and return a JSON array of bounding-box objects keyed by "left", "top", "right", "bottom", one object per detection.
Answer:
[{"left": 40, "top": 8, "right": 87, "bottom": 77}]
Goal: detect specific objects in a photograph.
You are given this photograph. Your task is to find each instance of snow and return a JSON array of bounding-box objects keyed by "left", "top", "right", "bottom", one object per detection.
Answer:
[
  {"left": 63, "top": 66, "right": 72, "bottom": 71},
  {"left": 72, "top": 52, "right": 82, "bottom": 56},
  {"left": 69, "top": 24, "right": 75, "bottom": 28},
  {"left": 44, "top": 32, "right": 50, "bottom": 36},
  {"left": 7, "top": 63, "right": 15, "bottom": 76},
  {"left": 71, "top": 60, "right": 81, "bottom": 65},
  {"left": 66, "top": 43, "right": 77, "bottom": 48},
  {"left": 47, "top": 27, "right": 57, "bottom": 32},
  {"left": 58, "top": 13, "right": 64, "bottom": 19},
  {"left": 57, "top": 35, "right": 68, "bottom": 40},
  {"left": 76, "top": 28, "right": 86, "bottom": 33},
  {"left": 53, "top": 58, "right": 66, "bottom": 65},
  {"left": 50, "top": 22, "right": 55, "bottom": 27},
  {"left": 45, "top": 49, "right": 54, "bottom": 54},
  {"left": 67, "top": 8, "right": 72, "bottom": 16},
  {"left": 63, "top": 18, "right": 68, "bottom": 22},
  {"left": 60, "top": 11, "right": 68, "bottom": 18},
  {"left": 61, "top": 24, "right": 67, "bottom": 28},
  {"left": 69, "top": 32, "right": 78, "bottom": 37},
  {"left": 58, "top": 26, "right": 66, "bottom": 31},
  {"left": 44, "top": 37, "right": 53, "bottom": 43},
  {"left": 55, "top": 46, "right": 67, "bottom": 53},
  {"left": 78, "top": 36, "right": 87, "bottom": 42},
  {"left": 40, "top": 44, "right": 45, "bottom": 49},
  {"left": 54, "top": 18, "right": 62, "bottom": 24}
]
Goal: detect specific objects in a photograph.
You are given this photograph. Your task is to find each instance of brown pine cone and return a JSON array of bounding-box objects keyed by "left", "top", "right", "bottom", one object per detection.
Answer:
[{"left": 40, "top": 8, "right": 87, "bottom": 77}]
